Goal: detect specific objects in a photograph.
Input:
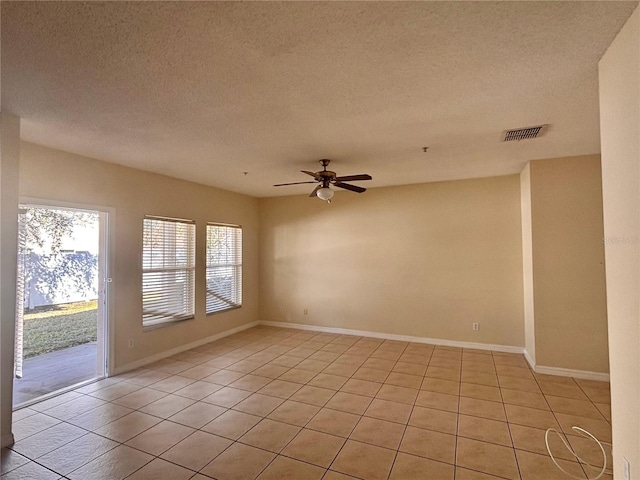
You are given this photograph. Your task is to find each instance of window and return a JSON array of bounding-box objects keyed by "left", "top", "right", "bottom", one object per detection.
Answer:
[
  {"left": 142, "top": 216, "right": 195, "bottom": 327},
  {"left": 206, "top": 223, "right": 242, "bottom": 314}
]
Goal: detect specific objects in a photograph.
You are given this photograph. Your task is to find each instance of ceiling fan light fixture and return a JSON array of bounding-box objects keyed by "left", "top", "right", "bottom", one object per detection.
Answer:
[
  {"left": 274, "top": 159, "right": 371, "bottom": 199},
  {"left": 316, "top": 186, "right": 334, "bottom": 201}
]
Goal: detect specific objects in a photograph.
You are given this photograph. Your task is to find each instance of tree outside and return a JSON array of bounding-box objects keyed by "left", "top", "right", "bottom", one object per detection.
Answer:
[{"left": 19, "top": 207, "right": 99, "bottom": 358}]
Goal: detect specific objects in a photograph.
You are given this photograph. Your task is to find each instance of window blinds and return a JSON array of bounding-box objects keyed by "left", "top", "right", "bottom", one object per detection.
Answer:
[
  {"left": 206, "top": 223, "right": 242, "bottom": 314},
  {"left": 142, "top": 216, "right": 195, "bottom": 327}
]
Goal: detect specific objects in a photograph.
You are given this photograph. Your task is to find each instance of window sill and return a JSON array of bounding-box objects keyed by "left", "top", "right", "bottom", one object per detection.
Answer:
[
  {"left": 206, "top": 305, "right": 242, "bottom": 317},
  {"left": 142, "top": 315, "right": 194, "bottom": 331}
]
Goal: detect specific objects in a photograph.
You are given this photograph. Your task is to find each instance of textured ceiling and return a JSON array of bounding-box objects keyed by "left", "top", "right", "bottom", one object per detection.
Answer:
[{"left": 1, "top": 1, "right": 637, "bottom": 197}]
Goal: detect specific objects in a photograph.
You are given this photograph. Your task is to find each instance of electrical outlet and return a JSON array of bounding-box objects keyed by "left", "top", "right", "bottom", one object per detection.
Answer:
[
  {"left": 623, "top": 457, "right": 630, "bottom": 480},
  {"left": 128, "top": 338, "right": 134, "bottom": 348},
  {"left": 303, "top": 308, "right": 308, "bottom": 315},
  {"left": 472, "top": 322, "right": 479, "bottom": 331}
]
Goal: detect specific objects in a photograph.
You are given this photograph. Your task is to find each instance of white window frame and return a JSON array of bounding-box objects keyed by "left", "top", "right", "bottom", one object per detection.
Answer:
[
  {"left": 206, "top": 223, "right": 242, "bottom": 314},
  {"left": 142, "top": 216, "right": 195, "bottom": 328}
]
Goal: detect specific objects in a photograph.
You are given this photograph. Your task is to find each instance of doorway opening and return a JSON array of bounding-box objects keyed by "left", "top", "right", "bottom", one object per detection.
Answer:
[{"left": 13, "top": 204, "right": 109, "bottom": 407}]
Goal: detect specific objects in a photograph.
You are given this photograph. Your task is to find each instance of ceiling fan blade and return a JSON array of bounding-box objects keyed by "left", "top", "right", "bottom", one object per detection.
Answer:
[
  {"left": 301, "top": 170, "right": 319, "bottom": 178},
  {"left": 334, "top": 174, "right": 372, "bottom": 182},
  {"left": 309, "top": 185, "right": 321, "bottom": 197},
  {"left": 273, "top": 181, "right": 318, "bottom": 187},
  {"left": 334, "top": 181, "right": 366, "bottom": 193}
]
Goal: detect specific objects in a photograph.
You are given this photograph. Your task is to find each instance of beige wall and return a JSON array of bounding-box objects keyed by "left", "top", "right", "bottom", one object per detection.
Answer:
[
  {"left": 259, "top": 175, "right": 525, "bottom": 347},
  {"left": 1, "top": 113, "right": 20, "bottom": 447},
  {"left": 19, "top": 142, "right": 260, "bottom": 370},
  {"left": 520, "top": 163, "right": 536, "bottom": 364},
  {"left": 528, "top": 155, "right": 609, "bottom": 373},
  {"left": 599, "top": 6, "right": 640, "bottom": 475}
]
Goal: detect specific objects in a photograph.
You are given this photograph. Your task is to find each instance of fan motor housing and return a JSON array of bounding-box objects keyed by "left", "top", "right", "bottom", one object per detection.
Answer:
[
  {"left": 273, "top": 158, "right": 371, "bottom": 196},
  {"left": 318, "top": 171, "right": 336, "bottom": 180}
]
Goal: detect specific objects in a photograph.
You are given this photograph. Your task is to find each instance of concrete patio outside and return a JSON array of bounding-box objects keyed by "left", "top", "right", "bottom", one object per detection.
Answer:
[{"left": 13, "top": 342, "right": 99, "bottom": 406}]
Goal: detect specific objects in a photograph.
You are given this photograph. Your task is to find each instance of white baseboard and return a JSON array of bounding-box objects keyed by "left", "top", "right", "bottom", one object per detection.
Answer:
[
  {"left": 259, "top": 320, "right": 524, "bottom": 354},
  {"left": 523, "top": 348, "right": 609, "bottom": 382},
  {"left": 1, "top": 433, "right": 15, "bottom": 448},
  {"left": 110, "top": 319, "right": 609, "bottom": 382},
  {"left": 112, "top": 321, "right": 259, "bottom": 376},
  {"left": 533, "top": 364, "right": 610, "bottom": 382},
  {"left": 523, "top": 348, "right": 536, "bottom": 370}
]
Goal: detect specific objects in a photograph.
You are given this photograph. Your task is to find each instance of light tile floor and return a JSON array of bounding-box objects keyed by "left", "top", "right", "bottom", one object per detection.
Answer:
[{"left": 2, "top": 326, "right": 613, "bottom": 480}]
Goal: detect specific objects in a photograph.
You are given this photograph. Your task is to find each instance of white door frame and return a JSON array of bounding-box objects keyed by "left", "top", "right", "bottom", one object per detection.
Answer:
[{"left": 18, "top": 196, "right": 115, "bottom": 378}]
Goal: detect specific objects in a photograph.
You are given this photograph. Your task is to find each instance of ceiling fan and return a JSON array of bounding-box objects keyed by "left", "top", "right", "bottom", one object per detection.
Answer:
[{"left": 274, "top": 159, "right": 372, "bottom": 202}]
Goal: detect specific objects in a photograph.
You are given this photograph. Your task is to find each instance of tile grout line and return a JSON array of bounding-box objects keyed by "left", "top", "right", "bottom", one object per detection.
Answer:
[
  {"left": 452, "top": 349, "right": 462, "bottom": 480},
  {"left": 208, "top": 330, "right": 360, "bottom": 479},
  {"left": 495, "top": 350, "right": 524, "bottom": 480},
  {"left": 534, "top": 371, "right": 593, "bottom": 480},
  {"left": 379, "top": 340, "right": 412, "bottom": 480},
  {"left": 322, "top": 336, "right": 389, "bottom": 478},
  {"left": 6, "top": 326, "right": 610, "bottom": 480}
]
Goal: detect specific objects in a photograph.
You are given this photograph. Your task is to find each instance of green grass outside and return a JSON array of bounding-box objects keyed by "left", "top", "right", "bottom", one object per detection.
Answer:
[{"left": 23, "top": 300, "right": 98, "bottom": 358}]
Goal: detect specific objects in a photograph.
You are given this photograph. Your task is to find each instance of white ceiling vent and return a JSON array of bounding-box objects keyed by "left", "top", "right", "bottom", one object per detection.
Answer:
[{"left": 503, "top": 124, "right": 548, "bottom": 142}]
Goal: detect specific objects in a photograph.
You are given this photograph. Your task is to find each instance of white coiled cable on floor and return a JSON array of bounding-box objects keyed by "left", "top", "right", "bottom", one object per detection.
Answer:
[{"left": 545, "top": 426, "right": 612, "bottom": 480}]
